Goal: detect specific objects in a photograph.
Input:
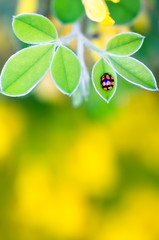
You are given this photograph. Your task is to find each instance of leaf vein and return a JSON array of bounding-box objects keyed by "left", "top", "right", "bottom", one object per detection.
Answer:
[
  {"left": 15, "top": 18, "right": 55, "bottom": 40},
  {"left": 110, "top": 57, "right": 145, "bottom": 83},
  {"left": 59, "top": 48, "right": 70, "bottom": 92},
  {"left": 107, "top": 38, "right": 141, "bottom": 52},
  {"left": 3, "top": 45, "right": 53, "bottom": 91}
]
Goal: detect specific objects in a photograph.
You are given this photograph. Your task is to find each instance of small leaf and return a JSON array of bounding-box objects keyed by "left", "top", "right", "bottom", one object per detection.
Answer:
[
  {"left": 106, "top": 32, "right": 144, "bottom": 56},
  {"left": 51, "top": 0, "right": 84, "bottom": 24},
  {"left": 92, "top": 58, "right": 117, "bottom": 103},
  {"left": 109, "top": 56, "right": 158, "bottom": 90},
  {"left": 13, "top": 13, "right": 57, "bottom": 44},
  {"left": 1, "top": 44, "right": 55, "bottom": 96},
  {"left": 107, "top": 0, "right": 142, "bottom": 24},
  {"left": 51, "top": 46, "right": 81, "bottom": 95}
]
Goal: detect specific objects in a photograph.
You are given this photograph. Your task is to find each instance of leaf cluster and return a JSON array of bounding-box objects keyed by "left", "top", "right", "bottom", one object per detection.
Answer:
[{"left": 0, "top": 14, "right": 157, "bottom": 103}]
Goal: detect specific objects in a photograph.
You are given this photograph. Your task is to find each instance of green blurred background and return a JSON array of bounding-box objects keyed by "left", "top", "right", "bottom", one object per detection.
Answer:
[{"left": 0, "top": 0, "right": 159, "bottom": 239}]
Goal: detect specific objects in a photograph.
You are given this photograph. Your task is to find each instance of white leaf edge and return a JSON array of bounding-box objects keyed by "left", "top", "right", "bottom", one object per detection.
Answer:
[
  {"left": 108, "top": 56, "right": 158, "bottom": 91},
  {"left": 106, "top": 32, "right": 145, "bottom": 57},
  {"left": 12, "top": 13, "right": 58, "bottom": 45},
  {"left": 0, "top": 43, "right": 55, "bottom": 97},
  {"left": 92, "top": 57, "right": 118, "bottom": 103},
  {"left": 50, "top": 45, "right": 81, "bottom": 96}
]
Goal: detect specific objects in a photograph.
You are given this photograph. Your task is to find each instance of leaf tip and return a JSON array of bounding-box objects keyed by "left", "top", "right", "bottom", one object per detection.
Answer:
[
  {"left": 153, "top": 84, "right": 158, "bottom": 91},
  {"left": 105, "top": 99, "right": 110, "bottom": 104}
]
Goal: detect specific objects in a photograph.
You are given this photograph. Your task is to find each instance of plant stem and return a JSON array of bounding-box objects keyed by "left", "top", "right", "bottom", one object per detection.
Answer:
[
  {"left": 60, "top": 32, "right": 77, "bottom": 44},
  {"left": 61, "top": 32, "right": 108, "bottom": 57},
  {"left": 77, "top": 30, "right": 89, "bottom": 100},
  {"left": 60, "top": 25, "right": 109, "bottom": 106},
  {"left": 79, "top": 33, "right": 106, "bottom": 56}
]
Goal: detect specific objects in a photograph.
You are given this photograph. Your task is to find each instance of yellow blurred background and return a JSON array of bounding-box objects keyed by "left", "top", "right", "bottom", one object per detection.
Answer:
[{"left": 0, "top": 0, "right": 159, "bottom": 239}]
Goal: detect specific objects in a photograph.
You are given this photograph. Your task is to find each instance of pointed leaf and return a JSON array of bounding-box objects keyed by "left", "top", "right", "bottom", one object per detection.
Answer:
[
  {"left": 92, "top": 58, "right": 117, "bottom": 103},
  {"left": 51, "top": 46, "right": 81, "bottom": 95},
  {"left": 13, "top": 13, "right": 57, "bottom": 44},
  {"left": 1, "top": 44, "right": 55, "bottom": 96},
  {"left": 109, "top": 56, "right": 158, "bottom": 90},
  {"left": 106, "top": 32, "right": 144, "bottom": 56}
]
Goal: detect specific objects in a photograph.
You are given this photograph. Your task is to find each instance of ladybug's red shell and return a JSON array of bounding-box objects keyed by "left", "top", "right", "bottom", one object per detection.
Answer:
[{"left": 101, "top": 73, "right": 114, "bottom": 90}]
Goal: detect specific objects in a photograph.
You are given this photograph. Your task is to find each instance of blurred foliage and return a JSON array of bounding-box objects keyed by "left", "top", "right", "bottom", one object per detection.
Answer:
[
  {"left": 107, "top": 0, "right": 142, "bottom": 25},
  {"left": 0, "top": 0, "right": 159, "bottom": 239},
  {"left": 51, "top": 0, "right": 84, "bottom": 24}
]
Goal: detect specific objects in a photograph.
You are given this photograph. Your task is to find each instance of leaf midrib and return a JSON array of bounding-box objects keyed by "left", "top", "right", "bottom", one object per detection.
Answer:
[
  {"left": 15, "top": 18, "right": 56, "bottom": 40},
  {"left": 59, "top": 47, "right": 70, "bottom": 93},
  {"left": 100, "top": 58, "right": 115, "bottom": 100},
  {"left": 3, "top": 45, "right": 54, "bottom": 91},
  {"left": 109, "top": 57, "right": 150, "bottom": 84},
  {"left": 107, "top": 38, "right": 141, "bottom": 53}
]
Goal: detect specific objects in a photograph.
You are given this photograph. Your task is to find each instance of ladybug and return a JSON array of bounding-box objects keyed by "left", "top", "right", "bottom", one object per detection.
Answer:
[{"left": 101, "top": 73, "right": 114, "bottom": 90}]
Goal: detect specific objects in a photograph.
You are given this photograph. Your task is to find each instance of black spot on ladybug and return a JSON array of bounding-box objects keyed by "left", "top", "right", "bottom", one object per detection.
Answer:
[{"left": 101, "top": 73, "right": 114, "bottom": 91}]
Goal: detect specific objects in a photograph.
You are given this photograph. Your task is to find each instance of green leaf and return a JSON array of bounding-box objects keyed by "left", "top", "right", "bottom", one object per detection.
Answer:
[
  {"left": 106, "top": 32, "right": 145, "bottom": 56},
  {"left": 92, "top": 58, "right": 117, "bottom": 103},
  {"left": 13, "top": 13, "right": 57, "bottom": 44},
  {"left": 109, "top": 56, "right": 158, "bottom": 90},
  {"left": 1, "top": 44, "right": 55, "bottom": 96},
  {"left": 51, "top": 46, "right": 81, "bottom": 95},
  {"left": 107, "top": 0, "right": 142, "bottom": 25},
  {"left": 51, "top": 0, "right": 84, "bottom": 24}
]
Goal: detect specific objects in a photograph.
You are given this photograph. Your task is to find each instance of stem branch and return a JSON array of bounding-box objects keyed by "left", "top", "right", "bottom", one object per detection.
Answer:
[{"left": 60, "top": 32, "right": 108, "bottom": 57}]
